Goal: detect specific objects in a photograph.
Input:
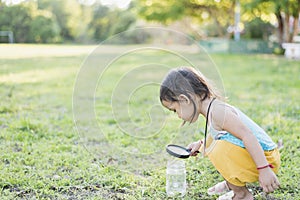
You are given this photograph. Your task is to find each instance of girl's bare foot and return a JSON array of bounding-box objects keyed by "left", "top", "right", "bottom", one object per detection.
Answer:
[
  {"left": 208, "top": 180, "right": 230, "bottom": 195},
  {"left": 227, "top": 181, "right": 253, "bottom": 200}
]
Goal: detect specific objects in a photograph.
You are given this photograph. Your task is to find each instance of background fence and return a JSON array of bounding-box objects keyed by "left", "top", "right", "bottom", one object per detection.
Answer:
[{"left": 199, "top": 39, "right": 280, "bottom": 54}]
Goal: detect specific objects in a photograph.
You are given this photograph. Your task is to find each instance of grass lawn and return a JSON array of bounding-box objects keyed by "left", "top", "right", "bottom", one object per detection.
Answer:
[{"left": 0, "top": 44, "right": 299, "bottom": 199}]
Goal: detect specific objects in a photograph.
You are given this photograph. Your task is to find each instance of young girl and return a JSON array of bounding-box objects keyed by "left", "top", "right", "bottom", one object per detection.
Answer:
[{"left": 160, "top": 67, "right": 280, "bottom": 200}]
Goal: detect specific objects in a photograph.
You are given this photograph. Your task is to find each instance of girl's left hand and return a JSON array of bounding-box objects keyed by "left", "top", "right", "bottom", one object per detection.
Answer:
[
  {"left": 258, "top": 167, "right": 280, "bottom": 193},
  {"left": 187, "top": 140, "right": 203, "bottom": 156}
]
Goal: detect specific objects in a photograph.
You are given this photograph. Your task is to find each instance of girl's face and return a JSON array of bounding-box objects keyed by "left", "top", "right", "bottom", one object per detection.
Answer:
[{"left": 162, "top": 95, "right": 199, "bottom": 124}]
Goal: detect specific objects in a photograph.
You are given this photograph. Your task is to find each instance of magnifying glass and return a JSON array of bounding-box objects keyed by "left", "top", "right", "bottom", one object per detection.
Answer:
[{"left": 166, "top": 144, "right": 199, "bottom": 159}]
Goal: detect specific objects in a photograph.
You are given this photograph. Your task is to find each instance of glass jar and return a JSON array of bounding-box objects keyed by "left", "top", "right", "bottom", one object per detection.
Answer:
[{"left": 166, "top": 159, "right": 186, "bottom": 197}]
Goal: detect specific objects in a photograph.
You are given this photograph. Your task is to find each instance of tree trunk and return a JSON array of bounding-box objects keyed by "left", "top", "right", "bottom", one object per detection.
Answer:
[
  {"left": 291, "top": 16, "right": 299, "bottom": 42},
  {"left": 292, "top": 0, "right": 300, "bottom": 42},
  {"left": 284, "top": 13, "right": 290, "bottom": 42},
  {"left": 275, "top": 10, "right": 284, "bottom": 44}
]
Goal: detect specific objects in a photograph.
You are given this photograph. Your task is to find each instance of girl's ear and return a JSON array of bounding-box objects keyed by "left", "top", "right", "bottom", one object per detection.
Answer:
[{"left": 178, "top": 94, "right": 190, "bottom": 104}]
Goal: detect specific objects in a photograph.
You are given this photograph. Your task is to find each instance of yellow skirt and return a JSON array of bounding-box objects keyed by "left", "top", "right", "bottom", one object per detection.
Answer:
[{"left": 200, "top": 134, "right": 280, "bottom": 186}]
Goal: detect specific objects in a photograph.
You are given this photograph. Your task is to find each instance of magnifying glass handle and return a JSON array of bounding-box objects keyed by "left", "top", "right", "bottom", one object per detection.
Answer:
[{"left": 187, "top": 149, "right": 200, "bottom": 154}]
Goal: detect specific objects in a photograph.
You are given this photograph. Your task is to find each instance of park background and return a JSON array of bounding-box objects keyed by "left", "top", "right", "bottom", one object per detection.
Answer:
[
  {"left": 1, "top": 0, "right": 300, "bottom": 46},
  {"left": 1, "top": 0, "right": 300, "bottom": 199}
]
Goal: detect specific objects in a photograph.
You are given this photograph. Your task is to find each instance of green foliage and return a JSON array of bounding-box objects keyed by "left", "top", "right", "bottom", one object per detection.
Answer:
[
  {"left": 110, "top": 11, "right": 136, "bottom": 35},
  {"left": 89, "top": 6, "right": 137, "bottom": 42},
  {"left": 0, "top": 4, "right": 32, "bottom": 42},
  {"left": 88, "top": 5, "right": 111, "bottom": 41},
  {"left": 136, "top": 0, "right": 235, "bottom": 36},
  {"left": 242, "top": 18, "right": 274, "bottom": 40},
  {"left": 242, "top": 0, "right": 300, "bottom": 43},
  {"left": 136, "top": 0, "right": 186, "bottom": 24},
  {"left": 273, "top": 47, "right": 285, "bottom": 55},
  {"left": 0, "top": 1, "right": 137, "bottom": 43},
  {"left": 137, "top": 0, "right": 300, "bottom": 42},
  {"left": 37, "top": 0, "right": 75, "bottom": 41},
  {"left": 28, "top": 14, "right": 61, "bottom": 43},
  {"left": 0, "top": 2, "right": 60, "bottom": 43}
]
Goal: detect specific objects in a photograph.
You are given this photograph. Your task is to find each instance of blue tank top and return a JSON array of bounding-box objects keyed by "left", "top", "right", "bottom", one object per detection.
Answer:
[{"left": 209, "top": 105, "right": 277, "bottom": 151}]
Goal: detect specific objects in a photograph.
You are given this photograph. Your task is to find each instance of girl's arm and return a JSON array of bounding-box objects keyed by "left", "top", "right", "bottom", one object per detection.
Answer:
[{"left": 212, "top": 104, "right": 280, "bottom": 193}]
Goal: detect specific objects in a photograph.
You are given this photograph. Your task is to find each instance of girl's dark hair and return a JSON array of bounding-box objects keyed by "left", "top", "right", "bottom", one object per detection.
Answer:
[
  {"left": 160, "top": 67, "right": 218, "bottom": 121},
  {"left": 160, "top": 67, "right": 219, "bottom": 103},
  {"left": 160, "top": 67, "right": 221, "bottom": 121},
  {"left": 160, "top": 67, "right": 219, "bottom": 123}
]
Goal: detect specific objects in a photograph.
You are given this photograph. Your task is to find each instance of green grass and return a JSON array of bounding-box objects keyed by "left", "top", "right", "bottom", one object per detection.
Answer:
[{"left": 0, "top": 44, "right": 299, "bottom": 199}]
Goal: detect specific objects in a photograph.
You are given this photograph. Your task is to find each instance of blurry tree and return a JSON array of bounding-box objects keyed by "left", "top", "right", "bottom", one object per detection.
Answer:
[
  {"left": 136, "top": 0, "right": 185, "bottom": 23},
  {"left": 0, "top": 4, "right": 32, "bottom": 42},
  {"left": 88, "top": 5, "right": 111, "bottom": 41},
  {"left": 242, "top": 18, "right": 274, "bottom": 40},
  {"left": 76, "top": 4, "right": 93, "bottom": 43},
  {"left": 109, "top": 10, "right": 136, "bottom": 35},
  {"left": 38, "top": 0, "right": 95, "bottom": 43},
  {"left": 136, "top": 0, "right": 236, "bottom": 37},
  {"left": 0, "top": 0, "right": 137, "bottom": 43},
  {"left": 242, "top": 0, "right": 300, "bottom": 43},
  {"left": 28, "top": 11, "right": 61, "bottom": 43},
  {"left": 137, "top": 0, "right": 300, "bottom": 43},
  {"left": 185, "top": 0, "right": 236, "bottom": 37},
  {"left": 37, "top": 0, "right": 76, "bottom": 41},
  {"left": 0, "top": 2, "right": 61, "bottom": 43},
  {"left": 63, "top": 0, "right": 93, "bottom": 42},
  {"left": 88, "top": 4, "right": 136, "bottom": 42}
]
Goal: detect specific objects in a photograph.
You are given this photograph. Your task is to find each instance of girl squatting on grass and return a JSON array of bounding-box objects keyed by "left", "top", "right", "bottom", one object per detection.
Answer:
[{"left": 160, "top": 67, "right": 280, "bottom": 200}]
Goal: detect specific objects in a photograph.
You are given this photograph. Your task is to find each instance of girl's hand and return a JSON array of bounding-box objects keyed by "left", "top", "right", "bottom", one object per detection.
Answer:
[
  {"left": 258, "top": 167, "right": 280, "bottom": 193},
  {"left": 187, "top": 140, "right": 203, "bottom": 156}
]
